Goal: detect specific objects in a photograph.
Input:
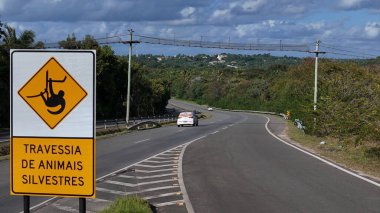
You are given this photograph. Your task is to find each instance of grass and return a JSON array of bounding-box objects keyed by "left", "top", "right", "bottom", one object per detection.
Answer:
[
  {"left": 285, "top": 120, "right": 380, "bottom": 180},
  {"left": 101, "top": 195, "right": 152, "bottom": 213}
]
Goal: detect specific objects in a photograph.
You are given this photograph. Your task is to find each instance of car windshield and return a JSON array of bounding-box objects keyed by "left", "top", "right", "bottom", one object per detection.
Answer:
[{"left": 178, "top": 112, "right": 192, "bottom": 118}]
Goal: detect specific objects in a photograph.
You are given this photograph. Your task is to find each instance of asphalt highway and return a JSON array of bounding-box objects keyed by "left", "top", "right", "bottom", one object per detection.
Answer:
[
  {"left": 183, "top": 112, "right": 380, "bottom": 213},
  {"left": 1, "top": 100, "right": 379, "bottom": 212},
  {"left": 0, "top": 99, "right": 239, "bottom": 213}
]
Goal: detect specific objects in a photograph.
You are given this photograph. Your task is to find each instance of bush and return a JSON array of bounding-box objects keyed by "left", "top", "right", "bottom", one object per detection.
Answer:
[
  {"left": 101, "top": 196, "right": 152, "bottom": 213},
  {"left": 365, "top": 147, "right": 380, "bottom": 159}
]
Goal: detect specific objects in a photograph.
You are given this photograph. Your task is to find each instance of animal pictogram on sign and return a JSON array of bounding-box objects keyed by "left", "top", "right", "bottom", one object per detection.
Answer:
[
  {"left": 27, "top": 71, "right": 67, "bottom": 115},
  {"left": 18, "top": 57, "right": 87, "bottom": 129}
]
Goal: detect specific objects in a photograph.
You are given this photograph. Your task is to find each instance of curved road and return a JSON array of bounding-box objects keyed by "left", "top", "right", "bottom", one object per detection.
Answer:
[
  {"left": 0, "top": 99, "right": 239, "bottom": 212},
  {"left": 183, "top": 110, "right": 380, "bottom": 212},
  {"left": 0, "top": 99, "right": 379, "bottom": 212}
]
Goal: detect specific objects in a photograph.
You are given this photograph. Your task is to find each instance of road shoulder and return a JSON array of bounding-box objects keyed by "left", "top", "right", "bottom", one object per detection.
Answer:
[{"left": 266, "top": 114, "right": 380, "bottom": 184}]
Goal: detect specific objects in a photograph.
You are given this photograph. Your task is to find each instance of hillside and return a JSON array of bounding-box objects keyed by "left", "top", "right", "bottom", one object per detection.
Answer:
[{"left": 138, "top": 53, "right": 380, "bottom": 158}]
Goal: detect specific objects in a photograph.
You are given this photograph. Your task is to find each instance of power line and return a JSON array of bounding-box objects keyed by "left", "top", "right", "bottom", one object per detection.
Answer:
[
  {"left": 44, "top": 33, "right": 310, "bottom": 52},
  {"left": 324, "top": 51, "right": 370, "bottom": 59},
  {"left": 43, "top": 33, "right": 379, "bottom": 58},
  {"left": 322, "top": 43, "right": 380, "bottom": 55},
  {"left": 321, "top": 44, "right": 378, "bottom": 58},
  {"left": 134, "top": 34, "right": 310, "bottom": 52}
]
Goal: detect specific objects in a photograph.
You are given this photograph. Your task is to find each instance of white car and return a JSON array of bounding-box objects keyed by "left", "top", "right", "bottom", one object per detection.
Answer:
[
  {"left": 177, "top": 111, "right": 198, "bottom": 127},
  {"left": 207, "top": 107, "right": 213, "bottom": 111}
]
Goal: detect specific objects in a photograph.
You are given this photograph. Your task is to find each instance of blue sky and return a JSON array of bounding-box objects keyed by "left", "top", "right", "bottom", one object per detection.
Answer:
[{"left": 1, "top": 0, "right": 379, "bottom": 58}]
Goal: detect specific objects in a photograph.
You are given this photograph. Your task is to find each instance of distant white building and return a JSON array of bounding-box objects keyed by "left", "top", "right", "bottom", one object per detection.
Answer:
[{"left": 217, "top": 54, "right": 227, "bottom": 61}]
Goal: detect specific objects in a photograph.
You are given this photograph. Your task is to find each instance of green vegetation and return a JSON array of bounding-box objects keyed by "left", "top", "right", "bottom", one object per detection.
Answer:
[
  {"left": 0, "top": 21, "right": 171, "bottom": 128},
  {"left": 1, "top": 20, "right": 379, "bottom": 162},
  {"left": 140, "top": 54, "right": 380, "bottom": 161},
  {"left": 286, "top": 120, "right": 380, "bottom": 178},
  {"left": 101, "top": 196, "right": 152, "bottom": 213}
]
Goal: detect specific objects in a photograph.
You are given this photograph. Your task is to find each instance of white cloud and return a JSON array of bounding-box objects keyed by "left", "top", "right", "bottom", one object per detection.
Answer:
[
  {"left": 99, "top": 22, "right": 108, "bottom": 33},
  {"left": 241, "top": 0, "right": 266, "bottom": 12},
  {"left": 0, "top": 0, "right": 6, "bottom": 12},
  {"left": 364, "top": 22, "right": 380, "bottom": 38},
  {"left": 306, "top": 22, "right": 325, "bottom": 30},
  {"left": 263, "top": 20, "right": 277, "bottom": 28},
  {"left": 180, "top": 7, "right": 196, "bottom": 18},
  {"left": 338, "top": 0, "right": 365, "bottom": 9},
  {"left": 167, "top": 18, "right": 196, "bottom": 26},
  {"left": 209, "top": 9, "right": 232, "bottom": 22},
  {"left": 235, "top": 23, "right": 261, "bottom": 37},
  {"left": 284, "top": 5, "right": 305, "bottom": 14}
]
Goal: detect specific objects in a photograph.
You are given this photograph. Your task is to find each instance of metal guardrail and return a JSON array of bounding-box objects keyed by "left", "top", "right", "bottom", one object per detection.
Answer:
[
  {"left": 0, "top": 115, "right": 178, "bottom": 143},
  {"left": 213, "top": 107, "right": 279, "bottom": 116},
  {"left": 96, "top": 115, "right": 177, "bottom": 130}
]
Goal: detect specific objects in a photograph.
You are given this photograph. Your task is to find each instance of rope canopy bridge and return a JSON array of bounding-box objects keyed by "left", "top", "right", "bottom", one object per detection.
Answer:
[{"left": 46, "top": 34, "right": 311, "bottom": 53}]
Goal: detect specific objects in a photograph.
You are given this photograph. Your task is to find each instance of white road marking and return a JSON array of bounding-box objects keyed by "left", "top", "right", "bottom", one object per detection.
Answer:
[
  {"left": 135, "top": 168, "right": 176, "bottom": 173},
  {"left": 154, "top": 200, "right": 184, "bottom": 207},
  {"left": 135, "top": 163, "right": 177, "bottom": 168},
  {"left": 211, "top": 130, "right": 219, "bottom": 134},
  {"left": 106, "top": 179, "right": 175, "bottom": 187},
  {"left": 145, "top": 160, "right": 177, "bottom": 164},
  {"left": 152, "top": 156, "right": 178, "bottom": 160},
  {"left": 97, "top": 185, "right": 179, "bottom": 195},
  {"left": 166, "top": 150, "right": 182, "bottom": 153},
  {"left": 177, "top": 129, "right": 185, "bottom": 132},
  {"left": 159, "top": 153, "right": 180, "bottom": 156},
  {"left": 263, "top": 116, "right": 380, "bottom": 188},
  {"left": 118, "top": 173, "right": 175, "bottom": 179},
  {"left": 134, "top": 138, "right": 150, "bottom": 144},
  {"left": 87, "top": 198, "right": 112, "bottom": 203},
  {"left": 52, "top": 203, "right": 78, "bottom": 213},
  {"left": 28, "top": 134, "right": 207, "bottom": 212},
  {"left": 222, "top": 126, "right": 228, "bottom": 130},
  {"left": 143, "top": 192, "right": 182, "bottom": 200},
  {"left": 96, "top": 187, "right": 126, "bottom": 195}
]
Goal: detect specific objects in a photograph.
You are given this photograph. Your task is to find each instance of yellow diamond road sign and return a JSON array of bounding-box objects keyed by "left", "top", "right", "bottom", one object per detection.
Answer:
[{"left": 18, "top": 57, "right": 87, "bottom": 129}]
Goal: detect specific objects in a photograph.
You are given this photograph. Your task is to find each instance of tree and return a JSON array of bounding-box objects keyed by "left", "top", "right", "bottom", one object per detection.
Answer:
[{"left": 0, "top": 22, "right": 39, "bottom": 127}]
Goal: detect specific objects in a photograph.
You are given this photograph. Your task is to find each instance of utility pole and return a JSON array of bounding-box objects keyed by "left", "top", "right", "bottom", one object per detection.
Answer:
[
  {"left": 122, "top": 29, "right": 140, "bottom": 124},
  {"left": 310, "top": 40, "right": 325, "bottom": 111}
]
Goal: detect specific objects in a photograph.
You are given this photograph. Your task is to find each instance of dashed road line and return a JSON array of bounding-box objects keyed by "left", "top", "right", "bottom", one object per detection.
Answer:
[{"left": 134, "top": 138, "right": 150, "bottom": 144}]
